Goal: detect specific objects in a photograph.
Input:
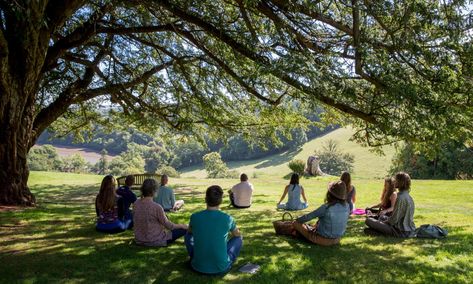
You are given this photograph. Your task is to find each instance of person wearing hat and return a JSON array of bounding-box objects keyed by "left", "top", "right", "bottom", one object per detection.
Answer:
[{"left": 292, "top": 181, "right": 350, "bottom": 246}]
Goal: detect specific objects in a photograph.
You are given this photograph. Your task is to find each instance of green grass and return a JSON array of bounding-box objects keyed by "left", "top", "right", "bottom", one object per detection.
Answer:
[
  {"left": 181, "top": 128, "right": 396, "bottom": 179},
  {"left": 1, "top": 172, "right": 472, "bottom": 283}
]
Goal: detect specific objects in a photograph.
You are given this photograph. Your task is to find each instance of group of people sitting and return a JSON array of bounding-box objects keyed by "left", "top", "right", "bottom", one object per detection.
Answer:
[
  {"left": 95, "top": 174, "right": 244, "bottom": 275},
  {"left": 94, "top": 170, "right": 416, "bottom": 274},
  {"left": 275, "top": 171, "right": 415, "bottom": 244}
]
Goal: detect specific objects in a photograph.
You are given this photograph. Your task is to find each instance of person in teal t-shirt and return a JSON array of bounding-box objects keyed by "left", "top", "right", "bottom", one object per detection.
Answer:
[
  {"left": 185, "top": 185, "right": 243, "bottom": 274},
  {"left": 154, "top": 175, "right": 184, "bottom": 212}
]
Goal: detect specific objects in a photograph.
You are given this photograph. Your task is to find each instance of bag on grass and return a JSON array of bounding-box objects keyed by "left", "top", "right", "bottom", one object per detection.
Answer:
[
  {"left": 273, "top": 212, "right": 295, "bottom": 236},
  {"left": 415, "top": 224, "right": 448, "bottom": 239}
]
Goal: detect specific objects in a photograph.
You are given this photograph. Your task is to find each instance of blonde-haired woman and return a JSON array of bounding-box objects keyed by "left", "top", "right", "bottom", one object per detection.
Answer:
[{"left": 95, "top": 175, "right": 131, "bottom": 233}]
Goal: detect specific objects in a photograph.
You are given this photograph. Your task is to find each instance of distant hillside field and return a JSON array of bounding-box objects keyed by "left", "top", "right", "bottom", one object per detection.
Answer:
[
  {"left": 34, "top": 144, "right": 116, "bottom": 164},
  {"left": 181, "top": 128, "right": 396, "bottom": 179}
]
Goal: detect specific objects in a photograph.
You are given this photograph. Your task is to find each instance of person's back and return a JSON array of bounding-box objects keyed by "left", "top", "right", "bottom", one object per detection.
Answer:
[
  {"left": 154, "top": 185, "right": 175, "bottom": 210},
  {"left": 316, "top": 203, "right": 350, "bottom": 238},
  {"left": 116, "top": 175, "right": 137, "bottom": 220},
  {"left": 230, "top": 174, "right": 253, "bottom": 208},
  {"left": 294, "top": 181, "right": 349, "bottom": 245},
  {"left": 134, "top": 179, "right": 187, "bottom": 246},
  {"left": 277, "top": 173, "right": 308, "bottom": 211},
  {"left": 185, "top": 185, "right": 242, "bottom": 274},
  {"left": 286, "top": 184, "right": 303, "bottom": 210},
  {"left": 189, "top": 210, "right": 236, "bottom": 273},
  {"left": 388, "top": 190, "right": 415, "bottom": 233}
]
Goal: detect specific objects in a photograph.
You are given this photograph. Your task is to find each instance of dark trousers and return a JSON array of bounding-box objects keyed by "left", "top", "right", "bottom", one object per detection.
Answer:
[
  {"left": 229, "top": 193, "right": 250, "bottom": 209},
  {"left": 185, "top": 233, "right": 243, "bottom": 274},
  {"left": 167, "top": 228, "right": 187, "bottom": 245},
  {"left": 365, "top": 217, "right": 409, "bottom": 237}
]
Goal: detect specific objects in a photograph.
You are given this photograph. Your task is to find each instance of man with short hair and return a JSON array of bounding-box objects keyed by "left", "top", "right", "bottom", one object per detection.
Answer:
[
  {"left": 154, "top": 174, "right": 184, "bottom": 212},
  {"left": 116, "top": 175, "right": 137, "bottom": 223},
  {"left": 185, "top": 185, "right": 243, "bottom": 274},
  {"left": 228, "top": 173, "right": 253, "bottom": 208}
]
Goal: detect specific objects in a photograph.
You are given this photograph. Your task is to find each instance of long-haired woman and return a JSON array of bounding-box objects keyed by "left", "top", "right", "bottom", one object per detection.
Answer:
[
  {"left": 95, "top": 175, "right": 131, "bottom": 233},
  {"left": 366, "top": 177, "right": 397, "bottom": 218},
  {"left": 277, "top": 173, "right": 308, "bottom": 210},
  {"left": 340, "top": 171, "right": 356, "bottom": 214}
]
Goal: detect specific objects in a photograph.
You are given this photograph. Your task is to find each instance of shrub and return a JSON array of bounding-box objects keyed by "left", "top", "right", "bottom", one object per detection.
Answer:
[
  {"left": 158, "top": 165, "right": 180, "bottom": 178},
  {"left": 315, "top": 140, "right": 354, "bottom": 175},
  {"left": 27, "top": 145, "right": 63, "bottom": 171},
  {"left": 288, "top": 159, "right": 305, "bottom": 176},
  {"left": 203, "top": 152, "right": 231, "bottom": 178}
]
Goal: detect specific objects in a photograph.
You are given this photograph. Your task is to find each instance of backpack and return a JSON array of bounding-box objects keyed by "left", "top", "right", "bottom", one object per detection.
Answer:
[{"left": 415, "top": 224, "right": 448, "bottom": 239}]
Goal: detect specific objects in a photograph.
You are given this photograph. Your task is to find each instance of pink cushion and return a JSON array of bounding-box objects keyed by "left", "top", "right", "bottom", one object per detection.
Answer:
[{"left": 352, "top": 208, "right": 366, "bottom": 215}]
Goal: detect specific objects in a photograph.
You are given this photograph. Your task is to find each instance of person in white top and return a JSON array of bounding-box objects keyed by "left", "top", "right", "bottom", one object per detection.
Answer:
[{"left": 228, "top": 173, "right": 253, "bottom": 208}]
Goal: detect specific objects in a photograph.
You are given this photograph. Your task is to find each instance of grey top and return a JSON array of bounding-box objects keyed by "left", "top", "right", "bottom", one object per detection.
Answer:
[
  {"left": 286, "top": 184, "right": 306, "bottom": 210},
  {"left": 296, "top": 202, "right": 350, "bottom": 239},
  {"left": 154, "top": 185, "right": 175, "bottom": 210},
  {"left": 387, "top": 190, "right": 416, "bottom": 233}
]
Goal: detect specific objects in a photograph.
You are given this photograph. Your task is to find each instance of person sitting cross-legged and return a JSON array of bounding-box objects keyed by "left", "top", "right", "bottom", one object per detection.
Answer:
[
  {"left": 277, "top": 173, "right": 308, "bottom": 211},
  {"left": 228, "top": 173, "right": 253, "bottom": 209},
  {"left": 365, "top": 172, "right": 416, "bottom": 238},
  {"left": 293, "top": 181, "right": 350, "bottom": 246},
  {"left": 95, "top": 175, "right": 132, "bottom": 233},
  {"left": 185, "top": 185, "right": 243, "bottom": 275},
  {"left": 116, "top": 175, "right": 137, "bottom": 225},
  {"left": 154, "top": 174, "right": 184, "bottom": 212},
  {"left": 133, "top": 179, "right": 188, "bottom": 246}
]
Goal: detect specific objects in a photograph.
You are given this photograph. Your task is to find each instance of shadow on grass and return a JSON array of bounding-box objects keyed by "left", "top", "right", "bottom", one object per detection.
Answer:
[
  {"left": 254, "top": 148, "right": 302, "bottom": 169},
  {"left": 1, "top": 183, "right": 472, "bottom": 283}
]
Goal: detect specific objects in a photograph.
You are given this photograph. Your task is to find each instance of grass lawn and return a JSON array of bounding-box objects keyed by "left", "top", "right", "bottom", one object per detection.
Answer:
[{"left": 1, "top": 171, "right": 473, "bottom": 283}]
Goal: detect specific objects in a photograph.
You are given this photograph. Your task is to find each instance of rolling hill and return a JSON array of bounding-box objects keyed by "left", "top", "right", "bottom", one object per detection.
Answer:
[{"left": 181, "top": 127, "right": 396, "bottom": 179}]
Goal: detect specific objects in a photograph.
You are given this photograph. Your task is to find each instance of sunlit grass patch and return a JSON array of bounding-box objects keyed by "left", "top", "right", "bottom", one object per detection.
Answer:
[{"left": 0, "top": 172, "right": 472, "bottom": 283}]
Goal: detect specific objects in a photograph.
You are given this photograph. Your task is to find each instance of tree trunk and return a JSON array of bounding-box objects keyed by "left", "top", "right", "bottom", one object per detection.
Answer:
[{"left": 0, "top": 82, "right": 37, "bottom": 206}]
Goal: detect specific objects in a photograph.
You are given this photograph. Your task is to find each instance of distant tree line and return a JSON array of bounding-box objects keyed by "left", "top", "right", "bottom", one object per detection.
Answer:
[{"left": 390, "top": 142, "right": 473, "bottom": 180}]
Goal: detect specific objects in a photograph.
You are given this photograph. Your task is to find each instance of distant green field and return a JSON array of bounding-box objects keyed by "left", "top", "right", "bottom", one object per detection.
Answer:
[
  {"left": 0, "top": 172, "right": 472, "bottom": 283},
  {"left": 181, "top": 128, "right": 396, "bottom": 179}
]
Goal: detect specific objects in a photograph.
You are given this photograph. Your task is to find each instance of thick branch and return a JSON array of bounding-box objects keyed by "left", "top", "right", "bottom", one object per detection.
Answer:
[
  {"left": 41, "top": 3, "right": 111, "bottom": 73},
  {"left": 157, "top": 0, "right": 377, "bottom": 123},
  {"left": 174, "top": 29, "right": 282, "bottom": 105},
  {"left": 45, "top": 0, "right": 87, "bottom": 32}
]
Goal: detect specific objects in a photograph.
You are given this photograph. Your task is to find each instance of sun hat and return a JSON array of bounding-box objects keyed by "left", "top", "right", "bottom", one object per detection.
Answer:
[{"left": 328, "top": 181, "right": 347, "bottom": 200}]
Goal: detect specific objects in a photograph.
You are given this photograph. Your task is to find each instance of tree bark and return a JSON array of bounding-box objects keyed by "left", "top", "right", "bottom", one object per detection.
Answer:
[{"left": 0, "top": 83, "right": 37, "bottom": 206}]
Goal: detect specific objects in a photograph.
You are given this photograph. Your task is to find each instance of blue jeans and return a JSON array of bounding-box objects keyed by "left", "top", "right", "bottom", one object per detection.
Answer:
[
  {"left": 185, "top": 233, "right": 243, "bottom": 274},
  {"left": 96, "top": 218, "right": 132, "bottom": 234},
  {"left": 167, "top": 228, "right": 187, "bottom": 244}
]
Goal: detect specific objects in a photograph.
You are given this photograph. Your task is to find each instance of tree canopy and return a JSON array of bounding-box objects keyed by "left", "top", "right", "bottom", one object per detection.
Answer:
[{"left": 1, "top": 0, "right": 473, "bottom": 205}]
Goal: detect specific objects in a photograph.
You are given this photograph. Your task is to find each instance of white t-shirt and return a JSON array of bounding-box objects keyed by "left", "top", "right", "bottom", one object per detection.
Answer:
[{"left": 231, "top": 181, "right": 254, "bottom": 207}]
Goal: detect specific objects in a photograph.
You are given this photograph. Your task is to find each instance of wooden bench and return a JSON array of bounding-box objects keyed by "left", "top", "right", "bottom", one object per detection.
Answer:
[{"left": 117, "top": 174, "right": 161, "bottom": 190}]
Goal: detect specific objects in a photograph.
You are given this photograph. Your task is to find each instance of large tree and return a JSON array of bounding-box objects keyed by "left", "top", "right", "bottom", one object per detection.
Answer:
[{"left": 0, "top": 0, "right": 472, "bottom": 205}]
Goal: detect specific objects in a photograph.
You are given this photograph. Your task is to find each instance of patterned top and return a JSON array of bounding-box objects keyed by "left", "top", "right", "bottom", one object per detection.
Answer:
[
  {"left": 387, "top": 191, "right": 416, "bottom": 234},
  {"left": 95, "top": 197, "right": 119, "bottom": 224},
  {"left": 133, "top": 198, "right": 176, "bottom": 246}
]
